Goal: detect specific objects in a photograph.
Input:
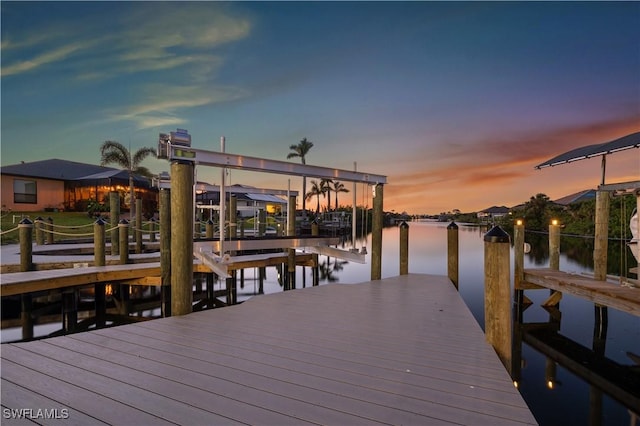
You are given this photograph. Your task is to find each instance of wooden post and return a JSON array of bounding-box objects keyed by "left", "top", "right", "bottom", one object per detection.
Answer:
[
  {"left": 206, "top": 219, "right": 214, "bottom": 239},
  {"left": 61, "top": 289, "right": 77, "bottom": 333},
  {"left": 312, "top": 220, "right": 320, "bottom": 286},
  {"left": 35, "top": 216, "right": 44, "bottom": 245},
  {"left": 19, "top": 218, "right": 34, "bottom": 272},
  {"left": 94, "top": 217, "right": 106, "bottom": 327},
  {"left": 118, "top": 220, "right": 129, "bottom": 264},
  {"left": 19, "top": 218, "right": 34, "bottom": 340},
  {"left": 46, "top": 216, "right": 54, "bottom": 245},
  {"left": 514, "top": 220, "right": 525, "bottom": 292},
  {"left": 118, "top": 219, "right": 130, "bottom": 315},
  {"left": 109, "top": 191, "right": 120, "bottom": 255},
  {"left": 160, "top": 188, "right": 171, "bottom": 317},
  {"left": 135, "top": 198, "right": 143, "bottom": 254},
  {"left": 21, "top": 294, "right": 33, "bottom": 340},
  {"left": 447, "top": 221, "right": 459, "bottom": 289},
  {"left": 288, "top": 195, "right": 297, "bottom": 290},
  {"left": 593, "top": 190, "right": 610, "bottom": 281},
  {"left": 549, "top": 219, "right": 560, "bottom": 271},
  {"left": 483, "top": 225, "right": 512, "bottom": 373},
  {"left": 371, "top": 183, "right": 383, "bottom": 281},
  {"left": 399, "top": 221, "right": 409, "bottom": 275},
  {"left": 287, "top": 249, "right": 296, "bottom": 290},
  {"left": 259, "top": 209, "right": 266, "bottom": 237},
  {"left": 149, "top": 217, "right": 157, "bottom": 243},
  {"left": 94, "top": 218, "right": 106, "bottom": 266},
  {"left": 288, "top": 195, "right": 297, "bottom": 237},
  {"left": 171, "top": 160, "right": 194, "bottom": 316}
]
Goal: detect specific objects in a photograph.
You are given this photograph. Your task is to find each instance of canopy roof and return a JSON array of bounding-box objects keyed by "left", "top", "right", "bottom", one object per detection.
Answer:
[{"left": 535, "top": 131, "right": 640, "bottom": 169}]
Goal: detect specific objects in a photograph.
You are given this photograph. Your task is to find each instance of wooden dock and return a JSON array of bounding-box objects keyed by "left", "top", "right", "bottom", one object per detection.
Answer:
[
  {"left": 1, "top": 274, "right": 537, "bottom": 425},
  {"left": 522, "top": 268, "right": 640, "bottom": 317}
]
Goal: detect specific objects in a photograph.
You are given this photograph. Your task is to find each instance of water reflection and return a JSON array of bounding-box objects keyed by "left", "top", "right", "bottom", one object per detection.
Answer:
[{"left": 326, "top": 221, "right": 639, "bottom": 426}]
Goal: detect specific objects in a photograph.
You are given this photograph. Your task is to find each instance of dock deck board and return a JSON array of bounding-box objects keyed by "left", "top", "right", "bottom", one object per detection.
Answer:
[
  {"left": 1, "top": 274, "right": 537, "bottom": 425},
  {"left": 523, "top": 268, "right": 640, "bottom": 316}
]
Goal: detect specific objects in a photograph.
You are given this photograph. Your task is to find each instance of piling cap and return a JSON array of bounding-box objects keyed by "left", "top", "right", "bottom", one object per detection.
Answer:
[
  {"left": 207, "top": 219, "right": 214, "bottom": 225},
  {"left": 119, "top": 219, "right": 130, "bottom": 225},
  {"left": 399, "top": 221, "right": 409, "bottom": 229},
  {"left": 447, "top": 221, "right": 458, "bottom": 230},
  {"left": 94, "top": 217, "right": 106, "bottom": 225},
  {"left": 484, "top": 225, "right": 510, "bottom": 243},
  {"left": 19, "top": 217, "right": 33, "bottom": 225}
]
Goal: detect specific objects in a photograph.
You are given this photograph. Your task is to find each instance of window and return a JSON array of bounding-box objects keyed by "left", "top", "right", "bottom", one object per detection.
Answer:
[{"left": 14, "top": 179, "right": 37, "bottom": 204}]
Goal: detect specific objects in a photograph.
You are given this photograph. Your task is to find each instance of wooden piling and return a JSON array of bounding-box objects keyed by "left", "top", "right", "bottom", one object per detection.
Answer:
[
  {"left": 549, "top": 220, "right": 560, "bottom": 271},
  {"left": 109, "top": 191, "right": 120, "bottom": 255},
  {"left": 94, "top": 218, "right": 106, "bottom": 267},
  {"left": 19, "top": 218, "right": 33, "bottom": 273},
  {"left": 19, "top": 218, "right": 34, "bottom": 340},
  {"left": 171, "top": 160, "right": 194, "bottom": 316},
  {"left": 21, "top": 294, "right": 33, "bottom": 340},
  {"left": 311, "top": 220, "right": 320, "bottom": 285},
  {"left": 593, "top": 190, "right": 610, "bottom": 281},
  {"left": 288, "top": 195, "right": 297, "bottom": 290},
  {"left": 35, "top": 216, "right": 44, "bottom": 245},
  {"left": 61, "top": 289, "right": 77, "bottom": 333},
  {"left": 149, "top": 218, "right": 157, "bottom": 242},
  {"left": 447, "top": 221, "right": 459, "bottom": 289},
  {"left": 160, "top": 188, "right": 171, "bottom": 317},
  {"left": 371, "top": 183, "right": 383, "bottom": 281},
  {"left": 206, "top": 219, "right": 214, "bottom": 239},
  {"left": 118, "top": 220, "right": 129, "bottom": 265},
  {"left": 46, "top": 216, "right": 54, "bottom": 245},
  {"left": 259, "top": 209, "right": 266, "bottom": 237},
  {"left": 514, "top": 219, "right": 525, "bottom": 299},
  {"left": 135, "top": 198, "right": 143, "bottom": 253},
  {"left": 94, "top": 218, "right": 106, "bottom": 327},
  {"left": 399, "top": 221, "right": 409, "bottom": 276},
  {"left": 118, "top": 219, "right": 131, "bottom": 315},
  {"left": 483, "top": 225, "right": 512, "bottom": 373}
]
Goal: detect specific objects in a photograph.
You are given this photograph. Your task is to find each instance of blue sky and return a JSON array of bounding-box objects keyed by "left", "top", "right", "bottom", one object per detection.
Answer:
[{"left": 2, "top": 1, "right": 639, "bottom": 214}]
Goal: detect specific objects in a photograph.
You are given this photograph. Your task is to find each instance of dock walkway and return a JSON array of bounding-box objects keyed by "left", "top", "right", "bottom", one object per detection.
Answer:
[{"left": 1, "top": 274, "right": 537, "bottom": 425}]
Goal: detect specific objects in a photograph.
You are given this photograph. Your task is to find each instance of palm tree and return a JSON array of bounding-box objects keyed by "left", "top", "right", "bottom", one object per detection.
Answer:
[
  {"left": 287, "top": 138, "right": 313, "bottom": 214},
  {"left": 332, "top": 181, "right": 349, "bottom": 209},
  {"left": 100, "top": 141, "right": 156, "bottom": 219},
  {"left": 305, "top": 180, "right": 325, "bottom": 215},
  {"left": 321, "top": 178, "right": 333, "bottom": 211}
]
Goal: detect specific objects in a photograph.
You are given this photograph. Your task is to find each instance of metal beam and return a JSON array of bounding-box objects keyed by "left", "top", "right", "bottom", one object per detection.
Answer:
[
  {"left": 194, "top": 237, "right": 341, "bottom": 253},
  {"left": 169, "top": 145, "right": 387, "bottom": 184}
]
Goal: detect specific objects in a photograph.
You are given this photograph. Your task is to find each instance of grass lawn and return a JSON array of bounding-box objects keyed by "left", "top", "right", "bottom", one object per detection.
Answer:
[{"left": 1, "top": 211, "right": 102, "bottom": 245}]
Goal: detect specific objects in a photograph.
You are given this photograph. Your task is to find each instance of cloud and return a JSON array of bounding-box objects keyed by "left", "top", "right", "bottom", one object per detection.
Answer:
[
  {"left": 385, "top": 116, "right": 639, "bottom": 213},
  {"left": 1, "top": 40, "right": 97, "bottom": 77},
  {"left": 1, "top": 3, "right": 251, "bottom": 81},
  {"left": 107, "top": 84, "right": 250, "bottom": 130}
]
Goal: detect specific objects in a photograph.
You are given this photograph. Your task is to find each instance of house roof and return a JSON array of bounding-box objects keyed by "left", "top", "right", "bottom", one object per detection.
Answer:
[
  {"left": 1, "top": 159, "right": 116, "bottom": 181},
  {"left": 480, "top": 206, "right": 510, "bottom": 214},
  {"left": 553, "top": 189, "right": 596, "bottom": 206},
  {"left": 73, "top": 169, "right": 151, "bottom": 184}
]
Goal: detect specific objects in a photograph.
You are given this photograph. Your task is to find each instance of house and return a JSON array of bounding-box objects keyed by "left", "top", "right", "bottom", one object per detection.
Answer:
[
  {"left": 1, "top": 159, "right": 155, "bottom": 213},
  {"left": 552, "top": 189, "right": 596, "bottom": 206},
  {"left": 477, "top": 205, "right": 510, "bottom": 220}
]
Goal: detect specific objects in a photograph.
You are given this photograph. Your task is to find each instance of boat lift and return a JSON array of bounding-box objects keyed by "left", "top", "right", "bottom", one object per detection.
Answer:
[{"left": 158, "top": 130, "right": 388, "bottom": 279}]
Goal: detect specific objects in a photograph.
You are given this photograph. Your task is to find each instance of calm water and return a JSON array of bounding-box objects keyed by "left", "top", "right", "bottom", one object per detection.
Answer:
[
  {"left": 264, "top": 221, "right": 638, "bottom": 426},
  {"left": 3, "top": 221, "right": 638, "bottom": 424}
]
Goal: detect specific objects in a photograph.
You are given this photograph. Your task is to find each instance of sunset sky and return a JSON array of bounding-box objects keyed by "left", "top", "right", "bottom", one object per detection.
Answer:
[{"left": 2, "top": 2, "right": 638, "bottom": 215}]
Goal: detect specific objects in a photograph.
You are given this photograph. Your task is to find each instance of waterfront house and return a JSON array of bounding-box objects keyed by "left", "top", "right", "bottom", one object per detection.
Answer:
[{"left": 0, "top": 159, "right": 155, "bottom": 213}]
